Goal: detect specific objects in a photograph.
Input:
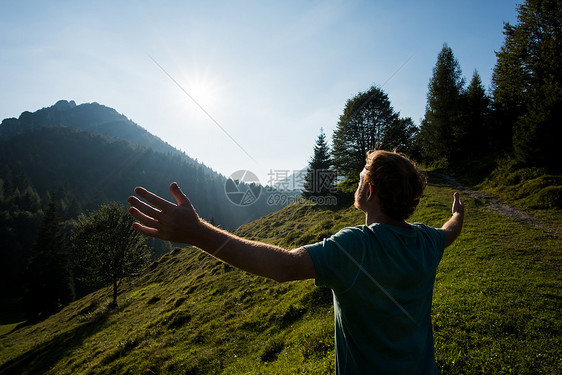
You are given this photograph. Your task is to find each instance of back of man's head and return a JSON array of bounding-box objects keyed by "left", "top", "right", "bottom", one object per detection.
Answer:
[{"left": 364, "top": 150, "right": 426, "bottom": 221}]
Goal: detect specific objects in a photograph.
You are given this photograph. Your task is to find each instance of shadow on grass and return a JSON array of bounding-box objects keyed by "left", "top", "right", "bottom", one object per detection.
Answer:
[
  {"left": 0, "top": 309, "right": 111, "bottom": 374},
  {"left": 0, "top": 294, "right": 26, "bottom": 331}
]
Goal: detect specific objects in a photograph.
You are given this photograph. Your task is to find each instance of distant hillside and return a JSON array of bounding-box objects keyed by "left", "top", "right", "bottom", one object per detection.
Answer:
[
  {"left": 1, "top": 178, "right": 560, "bottom": 374},
  {"left": 0, "top": 125, "right": 276, "bottom": 224},
  {"left": 0, "top": 100, "right": 285, "bottom": 295}
]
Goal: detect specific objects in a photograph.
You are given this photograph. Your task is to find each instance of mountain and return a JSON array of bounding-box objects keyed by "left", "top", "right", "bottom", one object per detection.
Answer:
[
  {"left": 0, "top": 100, "right": 285, "bottom": 223},
  {"left": 0, "top": 100, "right": 285, "bottom": 294},
  {"left": 0, "top": 100, "right": 176, "bottom": 155},
  {"left": 0, "top": 177, "right": 560, "bottom": 373}
]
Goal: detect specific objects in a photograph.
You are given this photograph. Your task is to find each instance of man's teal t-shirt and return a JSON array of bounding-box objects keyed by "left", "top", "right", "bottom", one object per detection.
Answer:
[{"left": 304, "top": 223, "right": 446, "bottom": 374}]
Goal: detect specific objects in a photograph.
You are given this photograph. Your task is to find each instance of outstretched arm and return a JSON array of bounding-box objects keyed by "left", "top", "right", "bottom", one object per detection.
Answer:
[
  {"left": 128, "top": 182, "right": 316, "bottom": 282},
  {"left": 441, "top": 192, "right": 464, "bottom": 247}
]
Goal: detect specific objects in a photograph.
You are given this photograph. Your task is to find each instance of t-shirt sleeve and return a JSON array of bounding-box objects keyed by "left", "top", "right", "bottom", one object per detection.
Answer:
[
  {"left": 414, "top": 224, "right": 447, "bottom": 265},
  {"left": 304, "top": 227, "right": 367, "bottom": 292},
  {"left": 435, "top": 228, "right": 447, "bottom": 261}
]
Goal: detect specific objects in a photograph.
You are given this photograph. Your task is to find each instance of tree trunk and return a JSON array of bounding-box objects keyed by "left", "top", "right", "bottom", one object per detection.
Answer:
[{"left": 111, "top": 280, "right": 118, "bottom": 308}]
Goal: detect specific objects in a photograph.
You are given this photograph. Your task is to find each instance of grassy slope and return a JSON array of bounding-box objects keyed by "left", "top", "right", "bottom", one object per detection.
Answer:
[{"left": 0, "top": 177, "right": 560, "bottom": 374}]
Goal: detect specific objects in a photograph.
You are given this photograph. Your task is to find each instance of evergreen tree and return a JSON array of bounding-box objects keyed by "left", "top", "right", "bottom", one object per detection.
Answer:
[
  {"left": 72, "top": 203, "right": 149, "bottom": 307},
  {"left": 492, "top": 0, "right": 562, "bottom": 170},
  {"left": 18, "top": 185, "right": 42, "bottom": 212},
  {"left": 418, "top": 43, "right": 465, "bottom": 163},
  {"left": 22, "top": 195, "right": 74, "bottom": 318},
  {"left": 513, "top": 85, "right": 561, "bottom": 169},
  {"left": 332, "top": 86, "right": 400, "bottom": 180},
  {"left": 303, "top": 129, "right": 336, "bottom": 199},
  {"left": 464, "top": 70, "right": 492, "bottom": 156}
]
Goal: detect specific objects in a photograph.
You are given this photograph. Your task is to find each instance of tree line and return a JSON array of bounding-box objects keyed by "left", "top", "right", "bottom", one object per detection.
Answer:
[{"left": 303, "top": 0, "right": 561, "bottom": 199}]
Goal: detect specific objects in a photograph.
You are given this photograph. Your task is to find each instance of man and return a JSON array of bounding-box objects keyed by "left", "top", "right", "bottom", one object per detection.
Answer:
[{"left": 128, "top": 150, "right": 464, "bottom": 374}]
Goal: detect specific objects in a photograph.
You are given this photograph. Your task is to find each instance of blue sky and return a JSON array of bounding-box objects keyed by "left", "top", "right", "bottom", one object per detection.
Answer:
[{"left": 0, "top": 0, "right": 519, "bottom": 186}]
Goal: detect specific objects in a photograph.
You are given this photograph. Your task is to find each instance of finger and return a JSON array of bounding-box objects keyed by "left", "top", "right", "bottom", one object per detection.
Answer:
[
  {"left": 129, "top": 206, "right": 161, "bottom": 229},
  {"left": 170, "top": 182, "right": 191, "bottom": 207},
  {"left": 128, "top": 196, "right": 162, "bottom": 220},
  {"left": 454, "top": 192, "right": 460, "bottom": 201},
  {"left": 132, "top": 222, "right": 161, "bottom": 238},
  {"left": 134, "top": 187, "right": 174, "bottom": 210}
]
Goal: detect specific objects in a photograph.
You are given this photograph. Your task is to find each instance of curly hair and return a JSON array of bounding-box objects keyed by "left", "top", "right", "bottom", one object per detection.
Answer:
[{"left": 364, "top": 150, "right": 427, "bottom": 221}]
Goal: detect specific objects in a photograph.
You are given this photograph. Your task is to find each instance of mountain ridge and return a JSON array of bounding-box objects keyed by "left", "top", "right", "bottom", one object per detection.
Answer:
[{"left": 0, "top": 100, "right": 183, "bottom": 157}]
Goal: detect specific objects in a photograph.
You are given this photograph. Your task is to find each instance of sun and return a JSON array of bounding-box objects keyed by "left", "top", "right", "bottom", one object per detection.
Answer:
[{"left": 183, "top": 67, "right": 223, "bottom": 117}]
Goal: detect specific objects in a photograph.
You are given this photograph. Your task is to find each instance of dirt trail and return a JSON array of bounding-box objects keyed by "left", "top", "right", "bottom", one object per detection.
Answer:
[{"left": 436, "top": 173, "right": 561, "bottom": 235}]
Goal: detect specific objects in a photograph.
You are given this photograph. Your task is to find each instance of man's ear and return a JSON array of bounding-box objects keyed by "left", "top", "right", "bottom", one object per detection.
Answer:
[{"left": 368, "top": 184, "right": 376, "bottom": 201}]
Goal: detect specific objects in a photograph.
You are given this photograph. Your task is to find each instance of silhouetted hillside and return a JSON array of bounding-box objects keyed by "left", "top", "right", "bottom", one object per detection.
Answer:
[
  {"left": 0, "top": 100, "right": 176, "bottom": 155},
  {"left": 0, "top": 100, "right": 285, "bottom": 295}
]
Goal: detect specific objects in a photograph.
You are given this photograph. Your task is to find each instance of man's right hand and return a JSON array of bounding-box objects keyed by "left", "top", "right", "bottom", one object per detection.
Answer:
[{"left": 128, "top": 182, "right": 203, "bottom": 244}]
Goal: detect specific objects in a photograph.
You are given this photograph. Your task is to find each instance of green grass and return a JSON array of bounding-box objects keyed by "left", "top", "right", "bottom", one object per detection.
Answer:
[
  {"left": 464, "top": 157, "right": 562, "bottom": 211},
  {"left": 0, "top": 177, "right": 560, "bottom": 374},
  {"left": 420, "top": 184, "right": 562, "bottom": 373}
]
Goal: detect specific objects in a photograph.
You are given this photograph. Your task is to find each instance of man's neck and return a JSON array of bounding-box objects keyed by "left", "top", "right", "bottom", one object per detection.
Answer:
[{"left": 365, "top": 211, "right": 410, "bottom": 229}]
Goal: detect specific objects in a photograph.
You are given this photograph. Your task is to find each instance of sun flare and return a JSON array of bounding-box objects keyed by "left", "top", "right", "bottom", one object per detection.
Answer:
[{"left": 183, "top": 68, "right": 223, "bottom": 117}]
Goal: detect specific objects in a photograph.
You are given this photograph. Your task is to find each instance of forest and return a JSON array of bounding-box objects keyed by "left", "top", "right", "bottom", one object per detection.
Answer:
[{"left": 304, "top": 0, "right": 560, "bottom": 204}]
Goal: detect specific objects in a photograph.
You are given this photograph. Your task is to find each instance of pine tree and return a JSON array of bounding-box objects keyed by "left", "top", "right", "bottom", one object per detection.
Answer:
[
  {"left": 22, "top": 195, "right": 75, "bottom": 318},
  {"left": 492, "top": 0, "right": 562, "bottom": 170},
  {"left": 303, "top": 129, "right": 336, "bottom": 200},
  {"left": 418, "top": 43, "right": 465, "bottom": 163},
  {"left": 464, "top": 70, "right": 492, "bottom": 156}
]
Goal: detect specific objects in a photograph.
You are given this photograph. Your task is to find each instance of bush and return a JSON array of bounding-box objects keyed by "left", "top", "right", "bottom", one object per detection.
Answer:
[
  {"left": 525, "top": 186, "right": 562, "bottom": 209},
  {"left": 480, "top": 158, "right": 562, "bottom": 209}
]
